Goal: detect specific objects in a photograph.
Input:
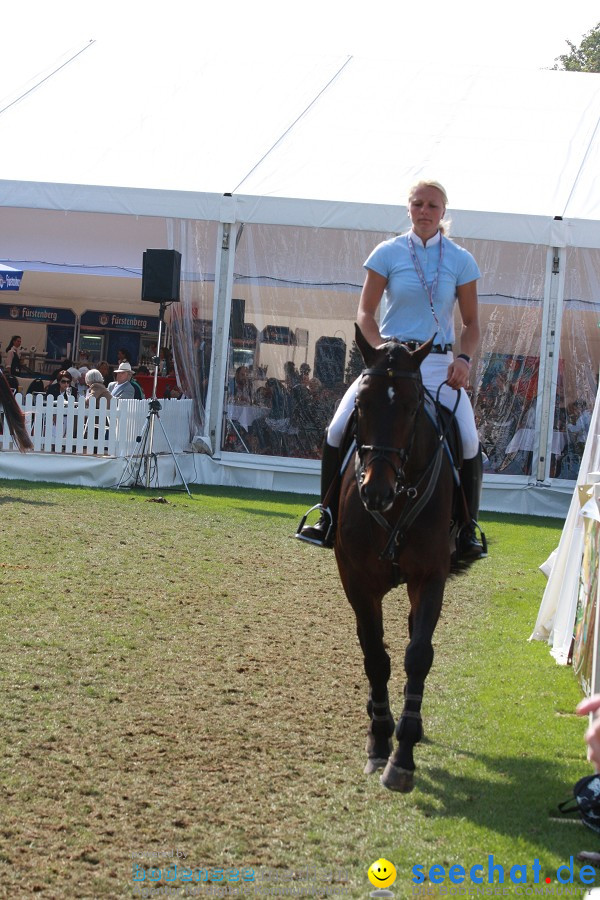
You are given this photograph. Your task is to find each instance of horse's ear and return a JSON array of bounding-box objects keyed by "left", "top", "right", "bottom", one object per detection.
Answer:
[
  {"left": 354, "top": 323, "right": 377, "bottom": 368},
  {"left": 412, "top": 337, "right": 434, "bottom": 367}
]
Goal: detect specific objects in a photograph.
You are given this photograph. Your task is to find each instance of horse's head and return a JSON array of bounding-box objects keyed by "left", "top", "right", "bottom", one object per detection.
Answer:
[{"left": 354, "top": 324, "right": 433, "bottom": 513}]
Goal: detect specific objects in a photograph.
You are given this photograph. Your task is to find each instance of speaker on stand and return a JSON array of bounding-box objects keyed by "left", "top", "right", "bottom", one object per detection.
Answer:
[
  {"left": 118, "top": 249, "right": 191, "bottom": 496},
  {"left": 141, "top": 249, "right": 182, "bottom": 303}
]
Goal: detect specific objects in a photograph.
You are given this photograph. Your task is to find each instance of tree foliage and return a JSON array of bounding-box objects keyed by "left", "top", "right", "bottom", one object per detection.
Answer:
[{"left": 553, "top": 21, "right": 600, "bottom": 72}]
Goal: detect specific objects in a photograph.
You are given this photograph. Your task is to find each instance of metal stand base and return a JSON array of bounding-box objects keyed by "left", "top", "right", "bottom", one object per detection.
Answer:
[{"left": 117, "top": 399, "right": 192, "bottom": 496}]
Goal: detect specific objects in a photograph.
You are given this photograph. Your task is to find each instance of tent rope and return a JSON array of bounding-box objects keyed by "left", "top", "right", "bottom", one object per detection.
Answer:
[
  {"left": 0, "top": 40, "right": 96, "bottom": 118},
  {"left": 231, "top": 55, "right": 353, "bottom": 195}
]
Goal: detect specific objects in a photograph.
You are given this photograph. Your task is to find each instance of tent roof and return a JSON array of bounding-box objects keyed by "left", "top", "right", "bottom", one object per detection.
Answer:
[{"left": 0, "top": 41, "right": 599, "bottom": 245}]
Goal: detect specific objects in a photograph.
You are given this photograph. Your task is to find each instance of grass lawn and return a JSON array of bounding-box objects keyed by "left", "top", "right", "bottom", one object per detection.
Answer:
[{"left": 0, "top": 480, "right": 593, "bottom": 898}]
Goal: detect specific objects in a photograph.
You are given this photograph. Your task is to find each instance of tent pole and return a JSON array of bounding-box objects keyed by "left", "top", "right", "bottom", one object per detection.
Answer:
[
  {"left": 205, "top": 200, "right": 238, "bottom": 455},
  {"left": 534, "top": 245, "right": 566, "bottom": 483}
]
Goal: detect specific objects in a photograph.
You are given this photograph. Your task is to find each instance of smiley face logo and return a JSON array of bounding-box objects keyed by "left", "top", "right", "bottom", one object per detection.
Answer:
[{"left": 368, "top": 858, "right": 397, "bottom": 889}]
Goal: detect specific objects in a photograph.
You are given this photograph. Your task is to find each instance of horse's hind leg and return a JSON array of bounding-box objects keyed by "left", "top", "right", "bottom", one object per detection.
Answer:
[
  {"left": 380, "top": 577, "right": 444, "bottom": 793},
  {"left": 352, "top": 597, "right": 396, "bottom": 775}
]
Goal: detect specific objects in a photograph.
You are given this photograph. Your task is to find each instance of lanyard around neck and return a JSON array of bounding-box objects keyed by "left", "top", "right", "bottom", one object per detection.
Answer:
[{"left": 407, "top": 233, "right": 443, "bottom": 332}]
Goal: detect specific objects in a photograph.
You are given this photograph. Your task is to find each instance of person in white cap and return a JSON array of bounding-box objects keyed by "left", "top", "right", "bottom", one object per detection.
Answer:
[{"left": 108, "top": 362, "right": 136, "bottom": 399}]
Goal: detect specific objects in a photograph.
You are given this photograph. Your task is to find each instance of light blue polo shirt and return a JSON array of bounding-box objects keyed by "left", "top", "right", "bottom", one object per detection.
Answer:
[{"left": 364, "top": 230, "right": 481, "bottom": 347}]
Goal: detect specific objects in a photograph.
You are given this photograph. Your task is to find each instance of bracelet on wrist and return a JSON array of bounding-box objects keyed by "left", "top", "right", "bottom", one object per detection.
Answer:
[{"left": 456, "top": 353, "right": 471, "bottom": 367}]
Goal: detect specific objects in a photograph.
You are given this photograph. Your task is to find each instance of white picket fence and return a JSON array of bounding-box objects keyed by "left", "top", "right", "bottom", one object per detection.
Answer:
[{"left": 0, "top": 395, "right": 194, "bottom": 456}]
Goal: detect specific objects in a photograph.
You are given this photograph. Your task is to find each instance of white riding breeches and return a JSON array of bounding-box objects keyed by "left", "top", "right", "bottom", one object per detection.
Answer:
[{"left": 327, "top": 351, "right": 480, "bottom": 460}]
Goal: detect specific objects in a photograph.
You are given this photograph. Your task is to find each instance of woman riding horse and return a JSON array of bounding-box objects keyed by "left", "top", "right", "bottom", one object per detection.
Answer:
[
  {"left": 333, "top": 325, "right": 477, "bottom": 791},
  {"left": 296, "top": 179, "right": 486, "bottom": 562},
  {"left": 0, "top": 368, "right": 33, "bottom": 452}
]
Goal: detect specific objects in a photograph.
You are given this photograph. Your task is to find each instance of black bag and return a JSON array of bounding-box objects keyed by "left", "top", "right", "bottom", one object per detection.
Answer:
[{"left": 558, "top": 774, "right": 600, "bottom": 834}]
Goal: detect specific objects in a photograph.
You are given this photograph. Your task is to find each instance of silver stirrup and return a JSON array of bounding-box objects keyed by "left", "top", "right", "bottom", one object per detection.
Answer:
[{"left": 294, "top": 504, "right": 333, "bottom": 546}]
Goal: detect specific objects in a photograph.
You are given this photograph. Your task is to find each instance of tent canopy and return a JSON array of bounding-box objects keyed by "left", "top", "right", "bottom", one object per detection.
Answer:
[{"left": 0, "top": 43, "right": 599, "bottom": 250}]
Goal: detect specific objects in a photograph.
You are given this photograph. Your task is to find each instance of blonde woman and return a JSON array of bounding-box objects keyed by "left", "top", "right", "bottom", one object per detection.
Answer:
[{"left": 297, "top": 180, "right": 485, "bottom": 560}]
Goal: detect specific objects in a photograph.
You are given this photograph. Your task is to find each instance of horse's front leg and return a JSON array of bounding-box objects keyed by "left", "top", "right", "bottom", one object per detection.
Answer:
[
  {"left": 344, "top": 583, "right": 395, "bottom": 775},
  {"left": 380, "top": 575, "right": 445, "bottom": 793}
]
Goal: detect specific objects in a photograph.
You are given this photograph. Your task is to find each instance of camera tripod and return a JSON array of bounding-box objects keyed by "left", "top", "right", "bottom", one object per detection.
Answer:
[
  {"left": 117, "top": 395, "right": 192, "bottom": 495},
  {"left": 117, "top": 300, "right": 192, "bottom": 496}
]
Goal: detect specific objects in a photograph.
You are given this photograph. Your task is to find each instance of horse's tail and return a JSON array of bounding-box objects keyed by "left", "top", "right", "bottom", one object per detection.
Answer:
[{"left": 0, "top": 369, "right": 33, "bottom": 452}]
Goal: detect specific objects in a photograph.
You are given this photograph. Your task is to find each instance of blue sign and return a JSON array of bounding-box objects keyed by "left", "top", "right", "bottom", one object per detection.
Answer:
[
  {"left": 81, "top": 310, "right": 159, "bottom": 332},
  {"left": 0, "top": 303, "right": 75, "bottom": 324},
  {"left": 0, "top": 265, "right": 23, "bottom": 291}
]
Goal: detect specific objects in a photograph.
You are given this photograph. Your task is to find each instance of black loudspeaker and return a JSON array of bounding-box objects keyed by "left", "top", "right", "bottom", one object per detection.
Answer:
[{"left": 141, "top": 249, "right": 182, "bottom": 302}]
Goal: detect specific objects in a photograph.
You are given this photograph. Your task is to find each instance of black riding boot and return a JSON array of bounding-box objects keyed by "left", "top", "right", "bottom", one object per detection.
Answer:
[
  {"left": 295, "top": 441, "right": 340, "bottom": 548},
  {"left": 457, "top": 447, "right": 488, "bottom": 561}
]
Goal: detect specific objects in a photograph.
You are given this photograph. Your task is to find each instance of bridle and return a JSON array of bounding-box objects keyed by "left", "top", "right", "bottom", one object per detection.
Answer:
[
  {"left": 355, "top": 366, "right": 424, "bottom": 499},
  {"left": 354, "top": 358, "right": 460, "bottom": 561}
]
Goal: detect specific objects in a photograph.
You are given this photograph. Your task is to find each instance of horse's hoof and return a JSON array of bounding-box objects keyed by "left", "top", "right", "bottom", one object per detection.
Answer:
[
  {"left": 364, "top": 735, "right": 393, "bottom": 775},
  {"left": 364, "top": 757, "right": 389, "bottom": 775},
  {"left": 380, "top": 761, "right": 415, "bottom": 793}
]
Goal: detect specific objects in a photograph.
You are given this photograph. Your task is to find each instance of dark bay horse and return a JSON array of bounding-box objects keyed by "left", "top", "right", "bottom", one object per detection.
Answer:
[{"left": 335, "top": 325, "right": 474, "bottom": 793}]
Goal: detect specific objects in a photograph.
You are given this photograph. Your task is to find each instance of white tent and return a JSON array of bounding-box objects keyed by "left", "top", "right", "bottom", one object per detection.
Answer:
[
  {"left": 1, "top": 41, "right": 599, "bottom": 509},
  {"left": 1, "top": 44, "right": 599, "bottom": 235}
]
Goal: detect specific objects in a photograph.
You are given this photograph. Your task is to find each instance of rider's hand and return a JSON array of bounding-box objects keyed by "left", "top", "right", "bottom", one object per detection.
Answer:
[{"left": 446, "top": 358, "right": 470, "bottom": 390}]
